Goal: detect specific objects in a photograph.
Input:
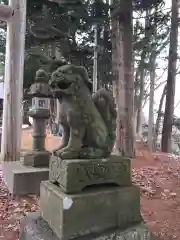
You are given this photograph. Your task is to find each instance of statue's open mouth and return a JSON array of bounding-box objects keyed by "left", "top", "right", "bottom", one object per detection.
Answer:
[
  {"left": 57, "top": 81, "right": 72, "bottom": 90},
  {"left": 50, "top": 80, "right": 72, "bottom": 90}
]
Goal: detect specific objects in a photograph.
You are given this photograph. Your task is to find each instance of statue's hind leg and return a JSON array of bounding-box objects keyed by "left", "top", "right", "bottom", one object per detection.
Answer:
[
  {"left": 78, "top": 120, "right": 108, "bottom": 159},
  {"left": 86, "top": 120, "right": 108, "bottom": 148}
]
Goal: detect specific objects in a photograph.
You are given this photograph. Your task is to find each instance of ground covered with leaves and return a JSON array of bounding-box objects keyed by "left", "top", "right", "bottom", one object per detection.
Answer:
[
  {"left": 1, "top": 131, "right": 180, "bottom": 239},
  {"left": 0, "top": 173, "right": 39, "bottom": 239},
  {"left": 135, "top": 143, "right": 180, "bottom": 239}
]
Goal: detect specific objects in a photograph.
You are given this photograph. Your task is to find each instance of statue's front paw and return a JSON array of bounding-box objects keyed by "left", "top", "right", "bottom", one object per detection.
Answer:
[
  {"left": 53, "top": 148, "right": 64, "bottom": 157},
  {"left": 52, "top": 149, "right": 61, "bottom": 156},
  {"left": 61, "top": 151, "right": 77, "bottom": 159},
  {"left": 52, "top": 149, "right": 57, "bottom": 156},
  {"left": 52, "top": 146, "right": 67, "bottom": 156},
  {"left": 53, "top": 146, "right": 79, "bottom": 159},
  {"left": 58, "top": 148, "right": 79, "bottom": 159}
]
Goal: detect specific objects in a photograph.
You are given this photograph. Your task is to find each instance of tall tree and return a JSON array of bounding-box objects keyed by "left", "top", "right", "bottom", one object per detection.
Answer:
[
  {"left": 111, "top": 0, "right": 134, "bottom": 157},
  {"left": 133, "top": 1, "right": 170, "bottom": 139},
  {"left": 154, "top": 84, "right": 166, "bottom": 148},
  {"left": 135, "top": 10, "right": 150, "bottom": 136},
  {"left": 123, "top": 0, "right": 134, "bottom": 156},
  {"left": 161, "top": 0, "right": 179, "bottom": 152},
  {"left": 147, "top": 7, "right": 158, "bottom": 151},
  {"left": 148, "top": 52, "right": 156, "bottom": 150}
]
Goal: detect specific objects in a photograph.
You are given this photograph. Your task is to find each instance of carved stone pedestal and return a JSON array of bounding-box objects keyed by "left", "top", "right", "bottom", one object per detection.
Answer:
[
  {"left": 20, "top": 155, "right": 152, "bottom": 240},
  {"left": 49, "top": 155, "right": 131, "bottom": 193}
]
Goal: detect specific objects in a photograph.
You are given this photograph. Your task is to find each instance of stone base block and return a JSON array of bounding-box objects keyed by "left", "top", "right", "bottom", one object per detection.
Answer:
[
  {"left": 23, "top": 150, "right": 51, "bottom": 167},
  {"left": 49, "top": 155, "right": 131, "bottom": 193},
  {"left": 20, "top": 212, "right": 152, "bottom": 240},
  {"left": 3, "top": 161, "right": 49, "bottom": 195},
  {"left": 40, "top": 181, "right": 141, "bottom": 240}
]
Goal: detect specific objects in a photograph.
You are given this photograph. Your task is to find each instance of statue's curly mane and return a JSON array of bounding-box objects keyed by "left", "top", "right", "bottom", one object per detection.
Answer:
[{"left": 64, "top": 65, "right": 93, "bottom": 92}]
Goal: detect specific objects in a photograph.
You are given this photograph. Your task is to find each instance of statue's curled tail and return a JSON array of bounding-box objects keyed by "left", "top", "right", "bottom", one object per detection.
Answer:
[{"left": 79, "top": 88, "right": 117, "bottom": 159}]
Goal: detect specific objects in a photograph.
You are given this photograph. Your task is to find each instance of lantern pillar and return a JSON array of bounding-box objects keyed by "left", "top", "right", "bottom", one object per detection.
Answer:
[{"left": 23, "top": 70, "right": 53, "bottom": 167}]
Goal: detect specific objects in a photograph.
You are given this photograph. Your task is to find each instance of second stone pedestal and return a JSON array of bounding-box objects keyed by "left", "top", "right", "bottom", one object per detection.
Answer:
[
  {"left": 20, "top": 212, "right": 151, "bottom": 240},
  {"left": 3, "top": 160, "right": 49, "bottom": 195},
  {"left": 40, "top": 181, "right": 141, "bottom": 240}
]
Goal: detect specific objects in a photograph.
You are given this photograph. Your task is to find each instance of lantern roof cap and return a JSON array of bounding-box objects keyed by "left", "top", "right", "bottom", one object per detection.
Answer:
[
  {"left": 35, "top": 69, "right": 49, "bottom": 83},
  {"left": 28, "top": 69, "right": 53, "bottom": 98}
]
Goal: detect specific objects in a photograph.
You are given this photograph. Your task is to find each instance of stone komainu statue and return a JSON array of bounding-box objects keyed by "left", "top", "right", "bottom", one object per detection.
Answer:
[{"left": 49, "top": 64, "right": 117, "bottom": 159}]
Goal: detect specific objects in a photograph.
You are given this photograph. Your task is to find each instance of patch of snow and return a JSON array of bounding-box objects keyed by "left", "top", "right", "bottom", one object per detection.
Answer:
[{"left": 63, "top": 197, "right": 73, "bottom": 210}]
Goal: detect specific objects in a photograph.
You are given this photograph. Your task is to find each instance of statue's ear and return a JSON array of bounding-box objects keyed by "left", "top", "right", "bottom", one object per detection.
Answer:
[{"left": 73, "top": 65, "right": 93, "bottom": 91}]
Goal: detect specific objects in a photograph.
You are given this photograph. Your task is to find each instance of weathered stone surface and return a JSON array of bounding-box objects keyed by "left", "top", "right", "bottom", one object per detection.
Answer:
[
  {"left": 49, "top": 155, "right": 131, "bottom": 193},
  {"left": 3, "top": 161, "right": 49, "bottom": 195},
  {"left": 40, "top": 181, "right": 141, "bottom": 240},
  {"left": 49, "top": 64, "right": 117, "bottom": 159},
  {"left": 28, "top": 69, "right": 52, "bottom": 98},
  {"left": 20, "top": 212, "right": 152, "bottom": 240},
  {"left": 23, "top": 150, "right": 51, "bottom": 167}
]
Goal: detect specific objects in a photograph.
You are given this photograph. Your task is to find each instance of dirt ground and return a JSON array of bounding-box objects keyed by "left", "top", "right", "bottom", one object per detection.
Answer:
[
  {"left": 1, "top": 129, "right": 180, "bottom": 239},
  {"left": 134, "top": 143, "right": 180, "bottom": 239}
]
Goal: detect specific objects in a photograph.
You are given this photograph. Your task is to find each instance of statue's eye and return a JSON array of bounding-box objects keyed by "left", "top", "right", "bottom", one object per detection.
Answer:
[{"left": 51, "top": 83, "right": 56, "bottom": 89}]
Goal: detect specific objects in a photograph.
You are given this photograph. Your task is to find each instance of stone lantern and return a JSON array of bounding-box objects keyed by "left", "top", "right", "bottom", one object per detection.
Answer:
[{"left": 23, "top": 69, "right": 53, "bottom": 167}]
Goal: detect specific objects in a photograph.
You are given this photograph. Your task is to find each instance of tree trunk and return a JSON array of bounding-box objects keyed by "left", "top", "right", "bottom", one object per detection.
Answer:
[
  {"left": 93, "top": 23, "right": 98, "bottom": 93},
  {"left": 133, "top": 68, "right": 139, "bottom": 135},
  {"left": 136, "top": 10, "right": 149, "bottom": 137},
  {"left": 148, "top": 53, "right": 156, "bottom": 151},
  {"left": 111, "top": 6, "right": 125, "bottom": 154},
  {"left": 154, "top": 84, "right": 166, "bottom": 148},
  {"left": 161, "top": 0, "right": 179, "bottom": 152},
  {"left": 111, "top": 0, "right": 134, "bottom": 157},
  {"left": 123, "top": 0, "right": 134, "bottom": 156},
  {"left": 136, "top": 65, "right": 145, "bottom": 136}
]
